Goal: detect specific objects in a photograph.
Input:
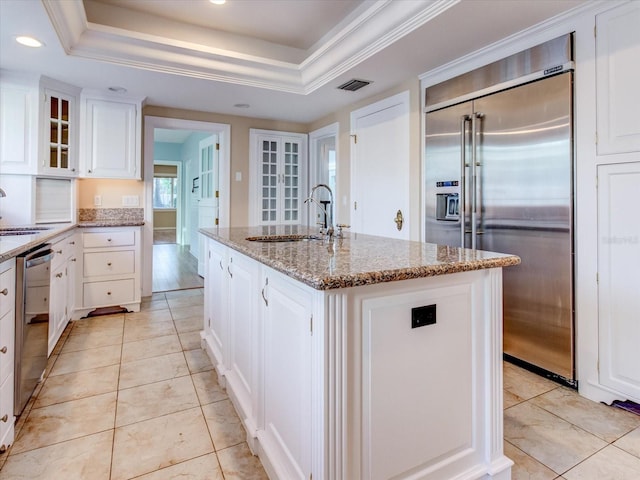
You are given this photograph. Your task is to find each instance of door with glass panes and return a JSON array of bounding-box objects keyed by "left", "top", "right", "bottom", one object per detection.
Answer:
[
  {"left": 198, "top": 134, "right": 219, "bottom": 275},
  {"left": 250, "top": 129, "right": 307, "bottom": 226}
]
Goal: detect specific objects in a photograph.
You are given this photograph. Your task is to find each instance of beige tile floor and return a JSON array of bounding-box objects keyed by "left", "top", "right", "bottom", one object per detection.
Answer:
[
  {"left": 503, "top": 362, "right": 640, "bottom": 479},
  {"left": 0, "top": 289, "right": 639, "bottom": 479},
  {"left": 0, "top": 288, "right": 267, "bottom": 480}
]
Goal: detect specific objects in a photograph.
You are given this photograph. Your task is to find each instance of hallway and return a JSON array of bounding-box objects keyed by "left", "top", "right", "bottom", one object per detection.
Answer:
[{"left": 152, "top": 237, "right": 203, "bottom": 293}]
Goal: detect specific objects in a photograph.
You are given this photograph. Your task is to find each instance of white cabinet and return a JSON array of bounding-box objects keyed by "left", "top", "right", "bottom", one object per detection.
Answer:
[
  {"left": 49, "top": 231, "right": 78, "bottom": 355},
  {"left": 202, "top": 238, "right": 260, "bottom": 444},
  {"left": 0, "top": 258, "right": 16, "bottom": 452},
  {"left": 74, "top": 227, "right": 141, "bottom": 318},
  {"left": 0, "top": 73, "right": 79, "bottom": 177},
  {"left": 249, "top": 129, "right": 307, "bottom": 226},
  {"left": 80, "top": 92, "right": 143, "bottom": 179},
  {"left": 204, "top": 240, "right": 228, "bottom": 370},
  {"left": 201, "top": 236, "right": 510, "bottom": 480},
  {"left": 226, "top": 251, "right": 260, "bottom": 435},
  {"left": 597, "top": 161, "right": 640, "bottom": 402},
  {"left": 258, "top": 268, "right": 313, "bottom": 480},
  {"left": 0, "top": 72, "right": 39, "bottom": 175},
  {"left": 596, "top": 2, "right": 640, "bottom": 155}
]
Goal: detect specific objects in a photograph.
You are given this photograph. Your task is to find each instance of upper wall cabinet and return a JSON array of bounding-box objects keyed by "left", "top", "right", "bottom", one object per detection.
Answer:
[
  {"left": 0, "top": 72, "right": 80, "bottom": 177},
  {"left": 596, "top": 1, "right": 640, "bottom": 155},
  {"left": 80, "top": 91, "right": 144, "bottom": 180}
]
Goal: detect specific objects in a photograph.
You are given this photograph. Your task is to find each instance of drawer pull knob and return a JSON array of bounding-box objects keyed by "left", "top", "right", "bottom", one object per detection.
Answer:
[
  {"left": 56, "top": 272, "right": 63, "bottom": 278},
  {"left": 69, "top": 241, "right": 75, "bottom": 245},
  {"left": 107, "top": 262, "right": 112, "bottom": 267},
  {"left": 107, "top": 238, "right": 112, "bottom": 242},
  {"left": 0, "top": 346, "right": 7, "bottom": 354},
  {"left": 71, "top": 258, "right": 77, "bottom": 262},
  {"left": 0, "top": 288, "right": 7, "bottom": 296},
  {"left": 1, "top": 414, "right": 7, "bottom": 422},
  {"left": 56, "top": 250, "right": 63, "bottom": 254},
  {"left": 107, "top": 291, "right": 112, "bottom": 295}
]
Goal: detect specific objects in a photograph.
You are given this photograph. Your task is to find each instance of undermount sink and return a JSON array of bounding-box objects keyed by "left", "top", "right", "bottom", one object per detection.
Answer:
[
  {"left": 245, "top": 234, "right": 322, "bottom": 243},
  {"left": 0, "top": 227, "right": 51, "bottom": 236}
]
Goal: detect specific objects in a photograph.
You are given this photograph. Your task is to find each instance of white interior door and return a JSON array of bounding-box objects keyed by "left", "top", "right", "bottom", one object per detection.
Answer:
[
  {"left": 351, "top": 91, "right": 410, "bottom": 239},
  {"left": 198, "top": 134, "right": 219, "bottom": 276}
]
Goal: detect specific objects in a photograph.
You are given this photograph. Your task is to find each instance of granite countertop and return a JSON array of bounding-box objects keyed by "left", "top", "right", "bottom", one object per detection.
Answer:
[
  {"left": 76, "top": 220, "right": 145, "bottom": 228},
  {"left": 0, "top": 224, "right": 76, "bottom": 263},
  {"left": 0, "top": 221, "right": 144, "bottom": 263},
  {"left": 200, "top": 226, "right": 521, "bottom": 290}
]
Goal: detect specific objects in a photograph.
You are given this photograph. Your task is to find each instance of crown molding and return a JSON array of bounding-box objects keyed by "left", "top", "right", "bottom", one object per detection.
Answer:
[{"left": 42, "top": 0, "right": 459, "bottom": 95}]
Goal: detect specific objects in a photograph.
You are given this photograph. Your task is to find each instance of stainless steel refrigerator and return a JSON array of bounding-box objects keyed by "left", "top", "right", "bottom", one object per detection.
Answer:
[{"left": 424, "top": 35, "right": 575, "bottom": 383}]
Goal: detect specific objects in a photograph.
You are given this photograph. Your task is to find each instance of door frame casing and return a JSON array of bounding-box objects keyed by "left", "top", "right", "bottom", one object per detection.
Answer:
[
  {"left": 143, "top": 116, "right": 230, "bottom": 296},
  {"left": 309, "top": 122, "right": 339, "bottom": 225}
]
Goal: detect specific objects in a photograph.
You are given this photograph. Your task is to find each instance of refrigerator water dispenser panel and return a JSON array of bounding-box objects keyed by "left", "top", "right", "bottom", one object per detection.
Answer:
[{"left": 436, "top": 193, "right": 459, "bottom": 221}]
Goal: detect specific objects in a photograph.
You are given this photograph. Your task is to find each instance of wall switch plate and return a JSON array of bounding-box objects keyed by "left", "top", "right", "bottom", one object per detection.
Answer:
[
  {"left": 411, "top": 304, "right": 437, "bottom": 329},
  {"left": 122, "top": 195, "right": 139, "bottom": 206},
  {"left": 94, "top": 195, "right": 102, "bottom": 206}
]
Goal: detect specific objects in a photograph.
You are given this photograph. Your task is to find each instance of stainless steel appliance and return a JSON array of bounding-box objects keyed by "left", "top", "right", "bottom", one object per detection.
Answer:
[
  {"left": 424, "top": 34, "right": 575, "bottom": 384},
  {"left": 15, "top": 243, "right": 53, "bottom": 415}
]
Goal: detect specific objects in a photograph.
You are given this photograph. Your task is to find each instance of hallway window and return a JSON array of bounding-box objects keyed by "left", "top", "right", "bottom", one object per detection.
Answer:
[{"left": 153, "top": 177, "right": 178, "bottom": 209}]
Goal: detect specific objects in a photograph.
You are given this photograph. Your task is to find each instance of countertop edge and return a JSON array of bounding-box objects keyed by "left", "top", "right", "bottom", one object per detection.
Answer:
[{"left": 200, "top": 228, "right": 521, "bottom": 291}]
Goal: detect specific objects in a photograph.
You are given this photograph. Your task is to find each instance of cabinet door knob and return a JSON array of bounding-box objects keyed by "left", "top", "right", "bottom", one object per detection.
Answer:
[
  {"left": 56, "top": 272, "right": 63, "bottom": 278},
  {"left": 107, "top": 238, "right": 112, "bottom": 242},
  {"left": 107, "top": 262, "right": 112, "bottom": 267},
  {"left": 107, "top": 291, "right": 112, "bottom": 295},
  {"left": 0, "top": 444, "right": 6, "bottom": 453},
  {"left": 1, "top": 414, "right": 7, "bottom": 422},
  {"left": 56, "top": 250, "right": 63, "bottom": 254},
  {"left": 69, "top": 241, "right": 75, "bottom": 245},
  {"left": 88, "top": 169, "right": 92, "bottom": 173},
  {"left": 72, "top": 168, "right": 76, "bottom": 172},
  {"left": 0, "top": 288, "right": 8, "bottom": 296},
  {"left": 71, "top": 258, "right": 77, "bottom": 262},
  {"left": 0, "top": 346, "right": 7, "bottom": 354}
]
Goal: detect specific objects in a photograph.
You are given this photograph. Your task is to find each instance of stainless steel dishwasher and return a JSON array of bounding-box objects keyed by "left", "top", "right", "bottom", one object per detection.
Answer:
[{"left": 14, "top": 243, "right": 53, "bottom": 416}]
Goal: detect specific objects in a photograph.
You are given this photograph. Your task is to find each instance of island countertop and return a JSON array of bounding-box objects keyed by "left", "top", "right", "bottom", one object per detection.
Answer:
[{"left": 200, "top": 225, "right": 520, "bottom": 290}]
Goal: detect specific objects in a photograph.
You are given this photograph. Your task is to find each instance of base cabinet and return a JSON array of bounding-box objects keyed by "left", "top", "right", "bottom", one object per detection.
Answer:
[
  {"left": 258, "top": 269, "right": 313, "bottom": 480},
  {"left": 74, "top": 227, "right": 141, "bottom": 318},
  {"left": 597, "top": 161, "right": 640, "bottom": 402},
  {"left": 49, "top": 231, "right": 78, "bottom": 355},
  {"left": 202, "top": 237, "right": 510, "bottom": 480},
  {"left": 0, "top": 258, "right": 16, "bottom": 452}
]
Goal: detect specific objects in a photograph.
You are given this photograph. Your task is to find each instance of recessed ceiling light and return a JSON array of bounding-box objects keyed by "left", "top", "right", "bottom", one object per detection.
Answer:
[
  {"left": 108, "top": 86, "right": 128, "bottom": 93},
  {"left": 234, "top": 103, "right": 250, "bottom": 109},
  {"left": 15, "top": 36, "right": 44, "bottom": 48},
  {"left": 209, "top": 0, "right": 226, "bottom": 5}
]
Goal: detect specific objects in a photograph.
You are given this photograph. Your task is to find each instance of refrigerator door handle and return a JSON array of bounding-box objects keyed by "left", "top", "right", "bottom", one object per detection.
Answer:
[
  {"left": 472, "top": 112, "right": 484, "bottom": 247},
  {"left": 470, "top": 113, "right": 479, "bottom": 249},
  {"left": 460, "top": 114, "right": 471, "bottom": 248}
]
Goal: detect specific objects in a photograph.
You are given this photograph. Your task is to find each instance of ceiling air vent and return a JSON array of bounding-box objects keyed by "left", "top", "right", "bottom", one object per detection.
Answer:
[{"left": 337, "top": 79, "right": 371, "bottom": 92}]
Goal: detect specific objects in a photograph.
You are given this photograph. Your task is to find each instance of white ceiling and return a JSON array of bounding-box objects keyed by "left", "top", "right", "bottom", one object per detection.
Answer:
[{"left": 0, "top": 0, "right": 585, "bottom": 124}]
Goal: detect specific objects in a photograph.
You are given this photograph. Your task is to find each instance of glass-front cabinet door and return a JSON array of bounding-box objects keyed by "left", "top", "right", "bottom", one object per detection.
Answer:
[
  {"left": 42, "top": 89, "right": 77, "bottom": 176},
  {"left": 251, "top": 130, "right": 307, "bottom": 226}
]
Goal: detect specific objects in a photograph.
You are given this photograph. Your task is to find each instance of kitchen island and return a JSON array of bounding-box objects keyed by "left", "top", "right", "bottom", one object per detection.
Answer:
[{"left": 199, "top": 226, "right": 520, "bottom": 480}]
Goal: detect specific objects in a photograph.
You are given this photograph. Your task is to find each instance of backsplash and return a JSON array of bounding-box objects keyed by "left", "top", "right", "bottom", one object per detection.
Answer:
[{"left": 78, "top": 208, "right": 144, "bottom": 222}]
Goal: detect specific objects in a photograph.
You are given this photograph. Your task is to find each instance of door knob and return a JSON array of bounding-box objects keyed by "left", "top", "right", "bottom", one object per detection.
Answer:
[{"left": 394, "top": 210, "right": 404, "bottom": 231}]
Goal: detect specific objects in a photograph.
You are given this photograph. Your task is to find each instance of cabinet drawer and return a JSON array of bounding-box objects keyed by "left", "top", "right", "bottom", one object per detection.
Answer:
[
  {"left": 51, "top": 234, "right": 77, "bottom": 271},
  {"left": 0, "top": 311, "right": 14, "bottom": 383},
  {"left": 0, "top": 264, "right": 15, "bottom": 319},
  {"left": 0, "top": 373, "right": 14, "bottom": 446},
  {"left": 83, "top": 230, "right": 135, "bottom": 248},
  {"left": 83, "top": 251, "right": 135, "bottom": 277},
  {"left": 83, "top": 279, "right": 135, "bottom": 307}
]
